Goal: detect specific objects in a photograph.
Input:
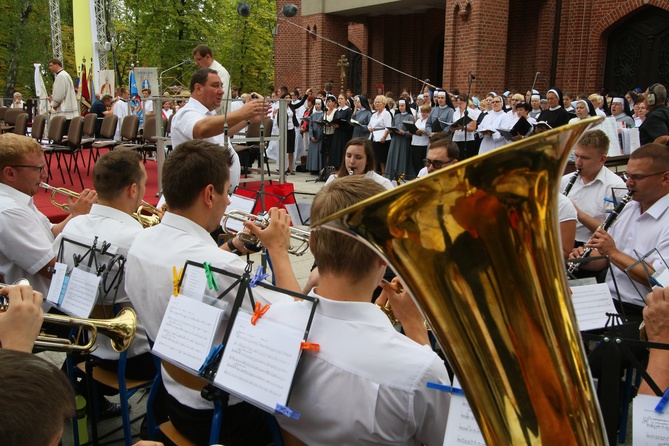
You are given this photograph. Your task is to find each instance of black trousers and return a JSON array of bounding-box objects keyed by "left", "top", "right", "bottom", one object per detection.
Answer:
[{"left": 166, "top": 393, "right": 271, "bottom": 446}]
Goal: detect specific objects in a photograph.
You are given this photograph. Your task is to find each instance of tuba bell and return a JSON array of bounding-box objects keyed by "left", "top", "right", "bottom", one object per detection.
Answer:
[{"left": 313, "top": 117, "right": 608, "bottom": 445}]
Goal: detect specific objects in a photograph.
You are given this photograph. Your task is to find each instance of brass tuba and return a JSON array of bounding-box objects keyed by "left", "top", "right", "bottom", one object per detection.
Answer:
[{"left": 313, "top": 117, "right": 607, "bottom": 445}]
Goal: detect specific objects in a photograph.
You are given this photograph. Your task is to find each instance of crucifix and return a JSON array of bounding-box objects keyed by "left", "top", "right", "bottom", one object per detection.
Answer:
[{"left": 337, "top": 55, "right": 349, "bottom": 94}]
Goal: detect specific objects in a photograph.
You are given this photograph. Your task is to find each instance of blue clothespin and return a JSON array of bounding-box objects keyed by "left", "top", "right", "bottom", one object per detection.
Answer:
[
  {"left": 427, "top": 382, "right": 465, "bottom": 396},
  {"left": 199, "top": 343, "right": 224, "bottom": 375},
  {"left": 275, "top": 403, "right": 301, "bottom": 420},
  {"left": 203, "top": 262, "right": 219, "bottom": 291},
  {"left": 250, "top": 265, "right": 269, "bottom": 288},
  {"left": 655, "top": 388, "right": 669, "bottom": 414}
]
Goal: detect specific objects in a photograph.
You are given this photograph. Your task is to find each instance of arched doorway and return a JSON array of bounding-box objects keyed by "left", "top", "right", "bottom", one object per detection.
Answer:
[
  {"left": 604, "top": 5, "right": 669, "bottom": 92},
  {"left": 348, "top": 43, "right": 363, "bottom": 95},
  {"left": 430, "top": 36, "right": 444, "bottom": 89}
]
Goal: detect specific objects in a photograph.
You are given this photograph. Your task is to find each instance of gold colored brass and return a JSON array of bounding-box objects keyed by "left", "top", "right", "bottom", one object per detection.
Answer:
[{"left": 313, "top": 117, "right": 607, "bottom": 445}]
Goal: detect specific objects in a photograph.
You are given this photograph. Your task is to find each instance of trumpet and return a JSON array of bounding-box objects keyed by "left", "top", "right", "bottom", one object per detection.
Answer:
[
  {"left": 0, "top": 281, "right": 137, "bottom": 353},
  {"left": 221, "top": 210, "right": 310, "bottom": 256},
  {"left": 133, "top": 200, "right": 163, "bottom": 227},
  {"left": 40, "top": 182, "right": 80, "bottom": 212}
]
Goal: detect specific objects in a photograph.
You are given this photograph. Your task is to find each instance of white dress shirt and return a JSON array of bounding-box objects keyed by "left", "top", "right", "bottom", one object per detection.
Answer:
[
  {"left": 113, "top": 99, "right": 130, "bottom": 141},
  {"left": 51, "top": 69, "right": 79, "bottom": 119},
  {"left": 560, "top": 167, "right": 626, "bottom": 242},
  {"left": 368, "top": 110, "right": 392, "bottom": 142},
  {"left": 170, "top": 97, "right": 241, "bottom": 190},
  {"left": 451, "top": 107, "right": 481, "bottom": 142},
  {"left": 54, "top": 204, "right": 150, "bottom": 360},
  {"left": 271, "top": 290, "right": 451, "bottom": 446},
  {"left": 477, "top": 110, "right": 510, "bottom": 154},
  {"left": 208, "top": 59, "right": 231, "bottom": 116},
  {"left": 606, "top": 193, "right": 669, "bottom": 306},
  {"left": 325, "top": 170, "right": 395, "bottom": 190},
  {"left": 125, "top": 212, "right": 292, "bottom": 409},
  {"left": 0, "top": 183, "right": 54, "bottom": 296}
]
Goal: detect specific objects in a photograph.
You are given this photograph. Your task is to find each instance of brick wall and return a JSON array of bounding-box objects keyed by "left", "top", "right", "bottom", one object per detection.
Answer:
[{"left": 273, "top": 0, "right": 669, "bottom": 99}]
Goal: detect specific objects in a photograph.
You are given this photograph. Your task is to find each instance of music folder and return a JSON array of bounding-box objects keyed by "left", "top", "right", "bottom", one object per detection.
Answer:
[
  {"left": 497, "top": 117, "right": 533, "bottom": 141},
  {"left": 449, "top": 115, "right": 473, "bottom": 130},
  {"left": 385, "top": 125, "right": 401, "bottom": 133},
  {"left": 403, "top": 121, "right": 419, "bottom": 134},
  {"left": 350, "top": 118, "right": 365, "bottom": 127}
]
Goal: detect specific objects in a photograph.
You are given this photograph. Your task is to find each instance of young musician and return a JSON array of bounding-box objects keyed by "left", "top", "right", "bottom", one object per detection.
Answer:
[
  {"left": 0, "top": 283, "right": 43, "bottom": 352},
  {"left": 271, "top": 176, "right": 451, "bottom": 445},
  {"left": 560, "top": 130, "right": 625, "bottom": 246},
  {"left": 125, "top": 140, "right": 298, "bottom": 445}
]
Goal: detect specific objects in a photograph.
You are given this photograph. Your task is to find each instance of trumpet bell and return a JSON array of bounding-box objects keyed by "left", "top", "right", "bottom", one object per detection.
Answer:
[{"left": 314, "top": 117, "right": 607, "bottom": 444}]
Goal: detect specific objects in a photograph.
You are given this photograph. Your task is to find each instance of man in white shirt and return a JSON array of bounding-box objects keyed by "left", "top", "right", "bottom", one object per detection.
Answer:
[
  {"left": 125, "top": 139, "right": 298, "bottom": 445},
  {"left": 0, "top": 134, "right": 95, "bottom": 296},
  {"left": 171, "top": 68, "right": 269, "bottom": 191},
  {"left": 560, "top": 130, "right": 625, "bottom": 246},
  {"left": 272, "top": 175, "right": 451, "bottom": 445},
  {"left": 141, "top": 88, "right": 154, "bottom": 118},
  {"left": 570, "top": 143, "right": 669, "bottom": 316},
  {"left": 192, "top": 44, "right": 231, "bottom": 116}
]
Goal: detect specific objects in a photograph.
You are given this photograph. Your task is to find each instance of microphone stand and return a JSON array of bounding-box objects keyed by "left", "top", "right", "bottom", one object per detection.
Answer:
[
  {"left": 530, "top": 71, "right": 540, "bottom": 97},
  {"left": 464, "top": 73, "right": 475, "bottom": 158}
]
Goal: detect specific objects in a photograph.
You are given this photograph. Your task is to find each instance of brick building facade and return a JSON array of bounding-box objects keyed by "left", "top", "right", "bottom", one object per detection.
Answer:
[{"left": 274, "top": 0, "right": 669, "bottom": 98}]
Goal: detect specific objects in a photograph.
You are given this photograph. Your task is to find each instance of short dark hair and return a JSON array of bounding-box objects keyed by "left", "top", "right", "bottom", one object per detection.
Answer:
[
  {"left": 163, "top": 140, "right": 232, "bottom": 210},
  {"left": 142, "top": 88, "right": 151, "bottom": 94},
  {"left": 48, "top": 58, "right": 63, "bottom": 67},
  {"left": 630, "top": 143, "right": 669, "bottom": 170},
  {"left": 0, "top": 349, "right": 75, "bottom": 446},
  {"left": 93, "top": 150, "right": 144, "bottom": 201},
  {"left": 310, "top": 176, "right": 385, "bottom": 281},
  {"left": 429, "top": 137, "right": 460, "bottom": 160},
  {"left": 190, "top": 68, "right": 218, "bottom": 93},
  {"left": 101, "top": 94, "right": 113, "bottom": 102},
  {"left": 336, "top": 137, "right": 375, "bottom": 177},
  {"left": 192, "top": 44, "right": 213, "bottom": 58}
]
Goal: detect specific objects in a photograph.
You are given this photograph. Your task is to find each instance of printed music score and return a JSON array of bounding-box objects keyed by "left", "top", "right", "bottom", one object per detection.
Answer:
[
  {"left": 46, "top": 262, "right": 68, "bottom": 305},
  {"left": 569, "top": 283, "right": 617, "bottom": 331},
  {"left": 214, "top": 309, "right": 304, "bottom": 412},
  {"left": 633, "top": 394, "right": 669, "bottom": 445},
  {"left": 153, "top": 295, "right": 225, "bottom": 371},
  {"left": 180, "top": 265, "right": 208, "bottom": 301},
  {"left": 59, "top": 268, "right": 101, "bottom": 318},
  {"left": 443, "top": 392, "right": 486, "bottom": 446}
]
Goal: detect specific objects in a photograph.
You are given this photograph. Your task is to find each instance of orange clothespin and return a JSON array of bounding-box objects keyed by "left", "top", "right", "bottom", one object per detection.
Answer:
[
  {"left": 251, "top": 302, "right": 270, "bottom": 325},
  {"left": 300, "top": 342, "right": 320, "bottom": 351},
  {"left": 172, "top": 266, "right": 183, "bottom": 296}
]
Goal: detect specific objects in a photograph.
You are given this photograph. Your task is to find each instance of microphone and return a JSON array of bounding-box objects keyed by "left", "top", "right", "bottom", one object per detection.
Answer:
[
  {"left": 237, "top": 2, "right": 251, "bottom": 17},
  {"left": 531, "top": 71, "right": 541, "bottom": 94},
  {"left": 469, "top": 72, "right": 476, "bottom": 80},
  {"left": 183, "top": 58, "right": 191, "bottom": 65}
]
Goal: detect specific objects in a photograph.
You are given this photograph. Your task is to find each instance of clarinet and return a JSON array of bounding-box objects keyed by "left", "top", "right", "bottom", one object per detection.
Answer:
[
  {"left": 562, "top": 170, "right": 579, "bottom": 196},
  {"left": 567, "top": 191, "right": 633, "bottom": 274}
]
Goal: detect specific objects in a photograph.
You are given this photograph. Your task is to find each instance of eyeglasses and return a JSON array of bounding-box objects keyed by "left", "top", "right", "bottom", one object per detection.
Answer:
[
  {"left": 424, "top": 158, "right": 452, "bottom": 169},
  {"left": 10, "top": 164, "right": 46, "bottom": 174},
  {"left": 492, "top": 100, "right": 502, "bottom": 104},
  {"left": 622, "top": 170, "right": 669, "bottom": 182}
]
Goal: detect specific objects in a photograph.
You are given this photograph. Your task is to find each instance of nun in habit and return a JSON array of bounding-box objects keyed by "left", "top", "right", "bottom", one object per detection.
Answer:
[
  {"left": 305, "top": 98, "right": 325, "bottom": 173},
  {"left": 385, "top": 98, "right": 415, "bottom": 180},
  {"left": 352, "top": 95, "right": 372, "bottom": 139},
  {"left": 537, "top": 88, "right": 572, "bottom": 129}
]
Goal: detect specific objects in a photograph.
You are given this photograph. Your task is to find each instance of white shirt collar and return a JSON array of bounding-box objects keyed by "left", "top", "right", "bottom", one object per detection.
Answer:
[
  {"left": 159, "top": 212, "right": 217, "bottom": 246},
  {"left": 549, "top": 106, "right": 561, "bottom": 111},
  {"left": 0, "top": 182, "right": 32, "bottom": 206},
  {"left": 89, "top": 204, "right": 143, "bottom": 228},
  {"left": 308, "top": 288, "right": 391, "bottom": 326}
]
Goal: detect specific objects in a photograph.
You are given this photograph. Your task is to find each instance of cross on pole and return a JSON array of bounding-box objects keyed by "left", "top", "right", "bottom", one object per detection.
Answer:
[{"left": 337, "top": 55, "right": 349, "bottom": 94}]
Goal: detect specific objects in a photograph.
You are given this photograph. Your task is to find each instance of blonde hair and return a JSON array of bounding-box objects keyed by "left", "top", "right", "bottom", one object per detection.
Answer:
[
  {"left": 373, "top": 95, "right": 387, "bottom": 106},
  {"left": 0, "top": 134, "right": 44, "bottom": 171}
]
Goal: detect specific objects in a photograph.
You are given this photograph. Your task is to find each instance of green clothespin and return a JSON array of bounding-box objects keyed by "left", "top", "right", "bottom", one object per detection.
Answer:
[{"left": 203, "top": 262, "right": 219, "bottom": 291}]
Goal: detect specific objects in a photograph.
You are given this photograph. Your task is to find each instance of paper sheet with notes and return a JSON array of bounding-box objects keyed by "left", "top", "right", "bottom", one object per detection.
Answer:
[
  {"left": 214, "top": 308, "right": 304, "bottom": 413},
  {"left": 569, "top": 283, "right": 617, "bottom": 331},
  {"left": 633, "top": 394, "right": 669, "bottom": 445},
  {"left": 153, "top": 295, "right": 225, "bottom": 372},
  {"left": 442, "top": 378, "right": 486, "bottom": 446}
]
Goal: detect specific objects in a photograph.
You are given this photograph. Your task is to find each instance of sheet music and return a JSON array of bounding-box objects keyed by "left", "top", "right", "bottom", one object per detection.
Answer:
[
  {"left": 443, "top": 378, "right": 485, "bottom": 446},
  {"left": 180, "top": 265, "right": 208, "bottom": 300},
  {"left": 601, "top": 117, "right": 622, "bottom": 156},
  {"left": 222, "top": 194, "right": 256, "bottom": 233},
  {"left": 214, "top": 309, "right": 303, "bottom": 411},
  {"left": 569, "top": 283, "right": 617, "bottom": 331},
  {"left": 59, "top": 268, "right": 101, "bottom": 318},
  {"left": 153, "top": 295, "right": 225, "bottom": 371},
  {"left": 46, "top": 262, "right": 68, "bottom": 305},
  {"left": 633, "top": 394, "right": 669, "bottom": 445}
]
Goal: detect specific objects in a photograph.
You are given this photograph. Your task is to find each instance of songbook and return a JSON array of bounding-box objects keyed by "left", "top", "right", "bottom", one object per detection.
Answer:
[
  {"left": 385, "top": 125, "right": 401, "bottom": 133},
  {"left": 442, "top": 378, "right": 486, "bottom": 446},
  {"left": 403, "top": 121, "right": 419, "bottom": 134},
  {"left": 569, "top": 283, "right": 618, "bottom": 331},
  {"left": 350, "top": 119, "right": 366, "bottom": 127},
  {"left": 633, "top": 394, "right": 669, "bottom": 445},
  {"left": 431, "top": 118, "right": 443, "bottom": 133},
  {"left": 533, "top": 121, "right": 553, "bottom": 132},
  {"left": 449, "top": 115, "right": 473, "bottom": 130},
  {"left": 497, "top": 117, "right": 533, "bottom": 141},
  {"left": 331, "top": 117, "right": 349, "bottom": 126}
]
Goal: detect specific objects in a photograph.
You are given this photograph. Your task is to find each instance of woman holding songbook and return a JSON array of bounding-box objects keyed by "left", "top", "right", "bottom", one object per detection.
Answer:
[
  {"left": 329, "top": 94, "right": 353, "bottom": 169},
  {"left": 477, "top": 95, "right": 510, "bottom": 154},
  {"left": 410, "top": 104, "right": 430, "bottom": 176},
  {"left": 385, "top": 98, "right": 415, "bottom": 180},
  {"left": 306, "top": 98, "right": 325, "bottom": 173},
  {"left": 351, "top": 95, "right": 372, "bottom": 139},
  {"left": 368, "top": 95, "right": 393, "bottom": 174},
  {"left": 501, "top": 102, "right": 536, "bottom": 142},
  {"left": 450, "top": 94, "right": 480, "bottom": 160},
  {"left": 322, "top": 95, "right": 337, "bottom": 166}
]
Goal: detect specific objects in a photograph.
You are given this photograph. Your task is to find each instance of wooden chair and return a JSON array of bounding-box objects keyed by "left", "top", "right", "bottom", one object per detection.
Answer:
[
  {"left": 13, "top": 112, "right": 29, "bottom": 136},
  {"left": 31, "top": 114, "right": 46, "bottom": 143},
  {"left": 1, "top": 108, "right": 23, "bottom": 133}
]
